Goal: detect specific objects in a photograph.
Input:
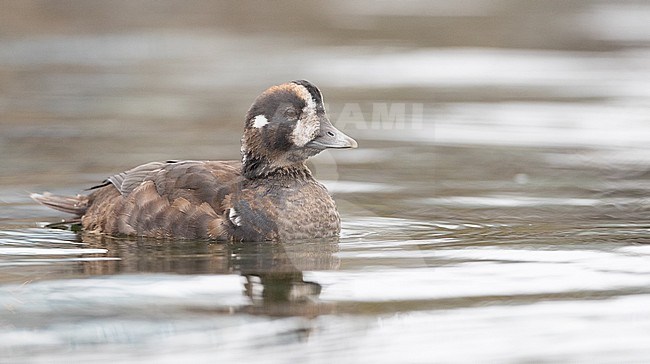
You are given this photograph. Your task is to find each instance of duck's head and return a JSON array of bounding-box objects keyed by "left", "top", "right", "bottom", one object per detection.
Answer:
[{"left": 241, "top": 80, "right": 357, "bottom": 179}]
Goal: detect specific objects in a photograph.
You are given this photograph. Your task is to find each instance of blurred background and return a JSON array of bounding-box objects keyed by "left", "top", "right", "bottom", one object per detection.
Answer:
[{"left": 2, "top": 1, "right": 650, "bottom": 362}]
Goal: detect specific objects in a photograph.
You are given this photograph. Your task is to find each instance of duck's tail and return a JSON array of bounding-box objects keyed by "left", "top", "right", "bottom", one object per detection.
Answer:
[{"left": 30, "top": 192, "right": 89, "bottom": 216}]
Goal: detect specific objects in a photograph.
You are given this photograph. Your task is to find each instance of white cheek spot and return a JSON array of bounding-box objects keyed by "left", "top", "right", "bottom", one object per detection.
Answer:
[
  {"left": 252, "top": 115, "right": 268, "bottom": 128},
  {"left": 228, "top": 207, "right": 242, "bottom": 226}
]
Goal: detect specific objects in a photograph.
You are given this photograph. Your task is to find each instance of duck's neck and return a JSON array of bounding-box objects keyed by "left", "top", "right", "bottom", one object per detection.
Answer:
[{"left": 242, "top": 152, "right": 312, "bottom": 181}]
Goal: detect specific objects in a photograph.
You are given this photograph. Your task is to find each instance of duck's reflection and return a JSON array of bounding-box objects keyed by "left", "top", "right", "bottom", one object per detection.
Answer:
[
  {"left": 80, "top": 233, "right": 339, "bottom": 317},
  {"left": 232, "top": 240, "right": 338, "bottom": 317}
]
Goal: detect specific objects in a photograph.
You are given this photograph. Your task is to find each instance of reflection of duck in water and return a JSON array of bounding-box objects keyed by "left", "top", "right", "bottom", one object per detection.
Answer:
[
  {"left": 81, "top": 234, "right": 339, "bottom": 317},
  {"left": 33, "top": 80, "right": 357, "bottom": 241},
  {"left": 232, "top": 239, "right": 339, "bottom": 317}
]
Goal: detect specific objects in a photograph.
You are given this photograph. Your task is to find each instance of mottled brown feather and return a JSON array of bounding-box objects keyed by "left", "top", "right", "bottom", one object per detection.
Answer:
[{"left": 80, "top": 162, "right": 239, "bottom": 239}]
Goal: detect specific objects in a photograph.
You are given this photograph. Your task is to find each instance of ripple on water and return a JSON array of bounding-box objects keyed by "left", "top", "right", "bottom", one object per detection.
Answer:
[{"left": 0, "top": 228, "right": 117, "bottom": 273}]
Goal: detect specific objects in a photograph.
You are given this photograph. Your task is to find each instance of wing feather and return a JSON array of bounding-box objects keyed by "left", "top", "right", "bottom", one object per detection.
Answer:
[{"left": 83, "top": 160, "right": 242, "bottom": 239}]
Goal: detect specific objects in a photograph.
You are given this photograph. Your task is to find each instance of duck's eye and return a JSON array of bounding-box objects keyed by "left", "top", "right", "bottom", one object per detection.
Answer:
[{"left": 284, "top": 108, "right": 299, "bottom": 120}]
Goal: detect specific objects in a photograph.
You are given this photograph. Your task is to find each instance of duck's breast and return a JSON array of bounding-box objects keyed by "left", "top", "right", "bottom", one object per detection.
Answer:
[{"left": 226, "top": 180, "right": 340, "bottom": 241}]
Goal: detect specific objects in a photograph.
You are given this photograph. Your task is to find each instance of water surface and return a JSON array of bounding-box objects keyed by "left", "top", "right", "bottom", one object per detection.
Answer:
[{"left": 2, "top": 1, "right": 650, "bottom": 363}]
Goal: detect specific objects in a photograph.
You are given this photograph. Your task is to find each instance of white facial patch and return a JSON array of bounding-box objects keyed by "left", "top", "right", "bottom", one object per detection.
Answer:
[
  {"left": 252, "top": 115, "right": 268, "bottom": 128},
  {"left": 291, "top": 85, "right": 321, "bottom": 147}
]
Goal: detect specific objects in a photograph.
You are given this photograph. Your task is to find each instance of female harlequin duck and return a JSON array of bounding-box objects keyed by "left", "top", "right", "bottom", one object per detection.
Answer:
[{"left": 32, "top": 80, "right": 357, "bottom": 241}]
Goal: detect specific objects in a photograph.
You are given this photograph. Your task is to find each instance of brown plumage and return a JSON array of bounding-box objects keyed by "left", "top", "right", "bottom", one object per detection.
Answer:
[{"left": 32, "top": 80, "right": 358, "bottom": 241}]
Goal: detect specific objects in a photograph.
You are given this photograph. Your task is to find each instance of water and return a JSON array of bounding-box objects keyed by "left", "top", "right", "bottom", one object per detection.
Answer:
[{"left": 2, "top": 1, "right": 650, "bottom": 362}]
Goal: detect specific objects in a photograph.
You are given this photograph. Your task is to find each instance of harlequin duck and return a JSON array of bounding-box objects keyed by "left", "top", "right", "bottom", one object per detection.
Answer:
[{"left": 32, "top": 80, "right": 357, "bottom": 241}]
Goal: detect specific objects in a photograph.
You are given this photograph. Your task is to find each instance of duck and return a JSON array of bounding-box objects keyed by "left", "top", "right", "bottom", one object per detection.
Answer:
[{"left": 32, "top": 80, "right": 358, "bottom": 241}]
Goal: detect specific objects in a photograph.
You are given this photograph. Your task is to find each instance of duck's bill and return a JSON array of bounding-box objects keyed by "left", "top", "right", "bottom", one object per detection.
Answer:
[{"left": 307, "top": 120, "right": 358, "bottom": 149}]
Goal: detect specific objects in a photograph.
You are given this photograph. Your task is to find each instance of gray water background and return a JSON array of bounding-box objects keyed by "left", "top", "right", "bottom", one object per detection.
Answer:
[{"left": 1, "top": 1, "right": 650, "bottom": 362}]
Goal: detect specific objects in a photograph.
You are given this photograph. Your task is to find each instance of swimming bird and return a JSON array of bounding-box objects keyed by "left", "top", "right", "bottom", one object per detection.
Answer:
[{"left": 32, "top": 80, "right": 357, "bottom": 241}]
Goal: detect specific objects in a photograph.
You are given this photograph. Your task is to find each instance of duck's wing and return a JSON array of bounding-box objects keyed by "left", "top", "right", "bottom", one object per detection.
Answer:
[
  {"left": 89, "top": 161, "right": 174, "bottom": 195},
  {"left": 94, "top": 160, "right": 243, "bottom": 203},
  {"left": 83, "top": 160, "right": 244, "bottom": 239}
]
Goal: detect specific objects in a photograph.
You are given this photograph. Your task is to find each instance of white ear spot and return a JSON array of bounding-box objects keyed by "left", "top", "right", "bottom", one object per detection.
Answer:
[
  {"left": 252, "top": 115, "right": 268, "bottom": 128},
  {"left": 228, "top": 207, "right": 242, "bottom": 227}
]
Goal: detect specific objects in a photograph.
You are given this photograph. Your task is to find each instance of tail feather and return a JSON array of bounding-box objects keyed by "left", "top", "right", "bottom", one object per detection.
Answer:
[{"left": 31, "top": 192, "right": 89, "bottom": 216}]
